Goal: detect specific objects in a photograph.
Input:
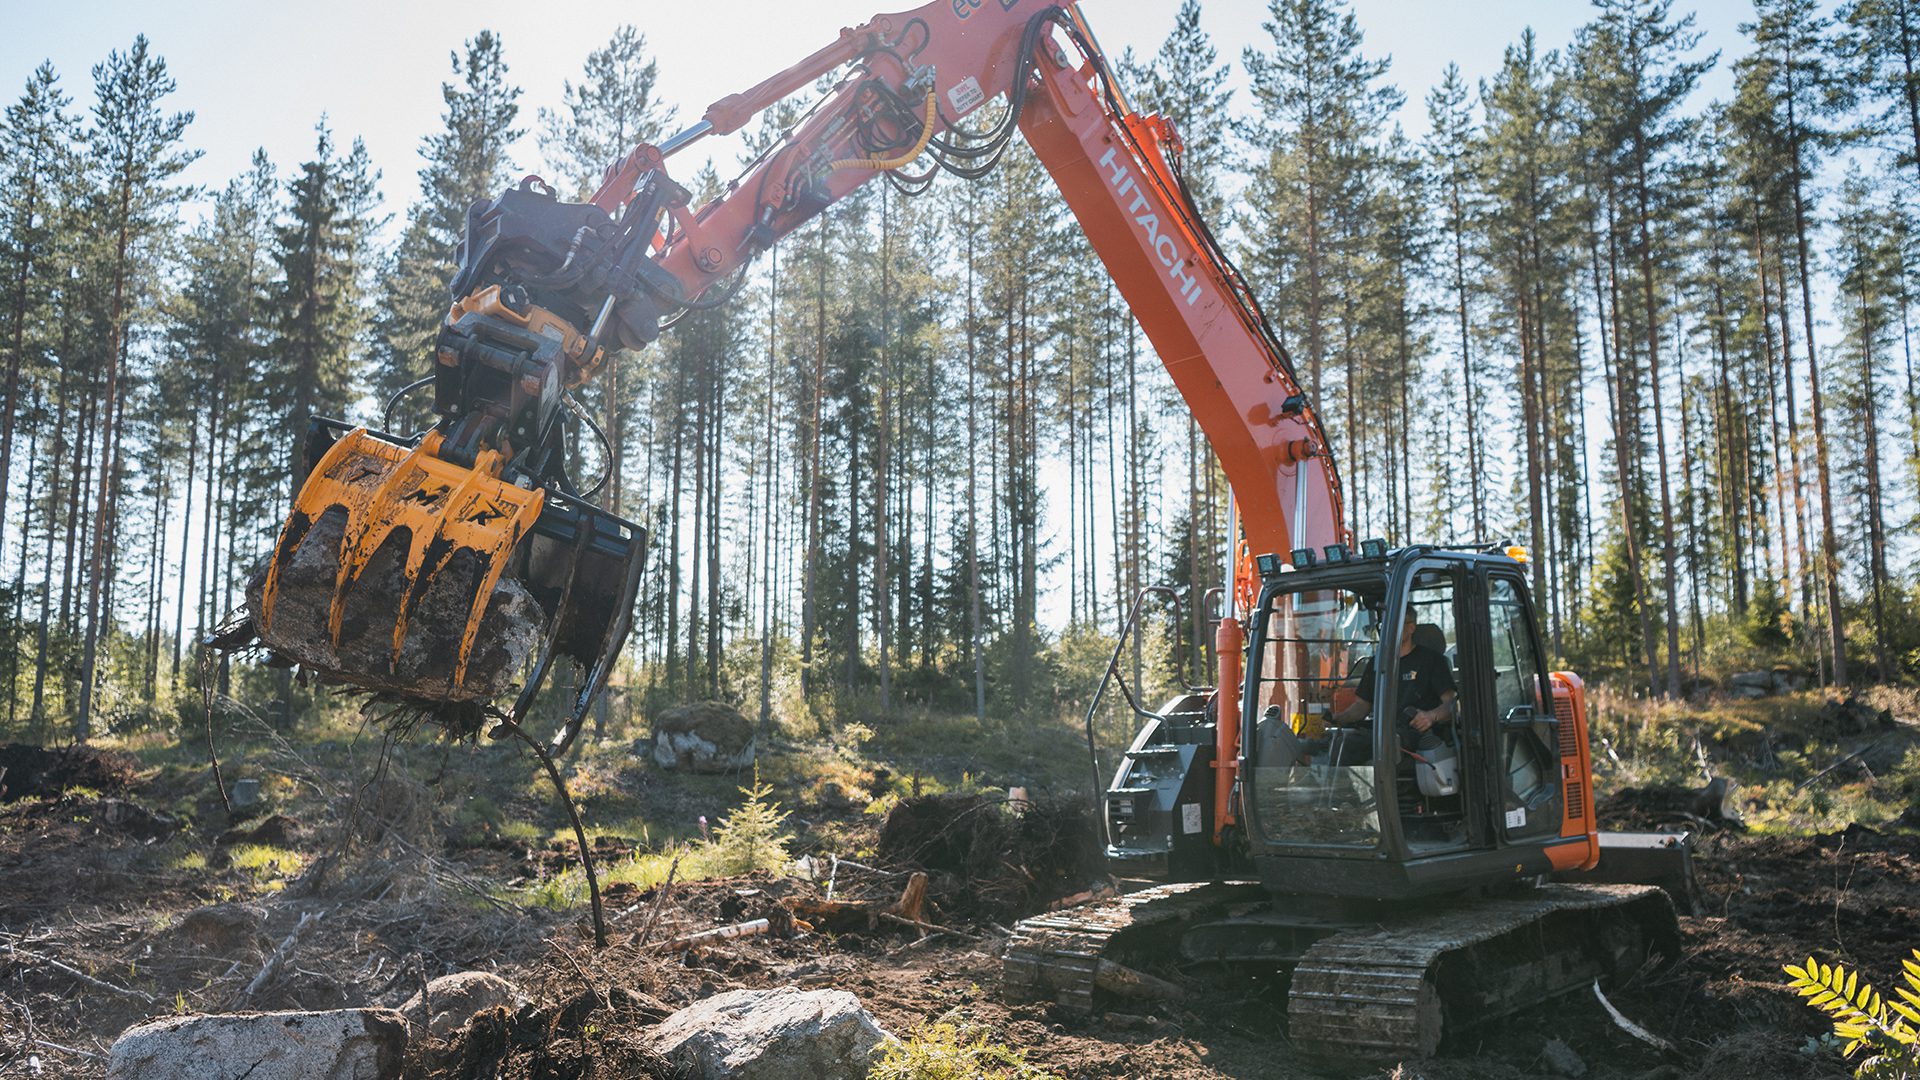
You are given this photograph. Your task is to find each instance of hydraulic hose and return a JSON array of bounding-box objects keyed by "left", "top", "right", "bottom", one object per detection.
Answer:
[{"left": 830, "top": 88, "right": 937, "bottom": 171}]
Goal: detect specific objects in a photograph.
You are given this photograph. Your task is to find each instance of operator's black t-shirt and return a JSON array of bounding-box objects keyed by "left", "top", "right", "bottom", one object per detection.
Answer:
[{"left": 1351, "top": 644, "right": 1457, "bottom": 715}]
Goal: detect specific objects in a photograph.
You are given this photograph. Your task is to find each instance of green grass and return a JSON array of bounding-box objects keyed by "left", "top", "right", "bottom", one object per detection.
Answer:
[
  {"left": 228, "top": 843, "right": 307, "bottom": 889},
  {"left": 867, "top": 1015, "right": 1061, "bottom": 1080}
]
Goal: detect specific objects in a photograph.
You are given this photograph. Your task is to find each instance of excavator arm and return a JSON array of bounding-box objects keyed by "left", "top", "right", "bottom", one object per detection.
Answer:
[{"left": 243, "top": 0, "right": 1346, "bottom": 755}]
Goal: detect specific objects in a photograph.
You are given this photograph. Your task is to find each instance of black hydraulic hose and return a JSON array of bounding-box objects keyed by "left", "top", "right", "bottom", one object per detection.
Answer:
[
  {"left": 382, "top": 375, "right": 435, "bottom": 433},
  {"left": 562, "top": 391, "right": 613, "bottom": 500}
]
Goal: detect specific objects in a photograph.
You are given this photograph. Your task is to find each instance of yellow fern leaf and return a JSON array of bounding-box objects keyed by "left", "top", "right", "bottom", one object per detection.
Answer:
[
  {"left": 1897, "top": 986, "right": 1920, "bottom": 1011},
  {"left": 1845, "top": 967, "right": 1859, "bottom": 1000},
  {"left": 1786, "top": 962, "right": 1811, "bottom": 983},
  {"left": 1893, "top": 1001, "right": 1920, "bottom": 1027}
]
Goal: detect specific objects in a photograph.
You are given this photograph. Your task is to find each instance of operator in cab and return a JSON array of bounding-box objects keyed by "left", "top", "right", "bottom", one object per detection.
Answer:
[{"left": 1333, "top": 604, "right": 1456, "bottom": 750}]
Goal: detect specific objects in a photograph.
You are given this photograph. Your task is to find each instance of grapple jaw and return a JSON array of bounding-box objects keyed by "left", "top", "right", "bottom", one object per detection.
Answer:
[{"left": 249, "top": 418, "right": 645, "bottom": 739}]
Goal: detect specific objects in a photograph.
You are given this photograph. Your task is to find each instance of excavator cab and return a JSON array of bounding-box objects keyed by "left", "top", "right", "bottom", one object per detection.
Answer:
[
  {"left": 1237, "top": 545, "right": 1596, "bottom": 899},
  {"left": 1055, "top": 546, "right": 1687, "bottom": 1059}
]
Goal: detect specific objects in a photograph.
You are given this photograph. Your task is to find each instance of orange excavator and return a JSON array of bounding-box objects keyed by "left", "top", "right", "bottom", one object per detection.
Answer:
[{"left": 226, "top": 0, "right": 1695, "bottom": 1060}]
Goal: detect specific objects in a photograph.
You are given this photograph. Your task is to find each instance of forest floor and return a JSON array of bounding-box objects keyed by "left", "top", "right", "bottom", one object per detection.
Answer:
[{"left": 2, "top": 685, "right": 1918, "bottom": 1079}]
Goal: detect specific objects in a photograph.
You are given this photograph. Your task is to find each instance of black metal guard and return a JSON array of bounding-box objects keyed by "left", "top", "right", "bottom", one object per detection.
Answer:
[{"left": 1083, "top": 585, "right": 1187, "bottom": 850}]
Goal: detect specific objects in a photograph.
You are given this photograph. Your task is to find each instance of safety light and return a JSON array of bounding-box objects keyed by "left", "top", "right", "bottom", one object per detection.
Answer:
[
  {"left": 1256, "top": 553, "right": 1283, "bottom": 577},
  {"left": 1360, "top": 537, "right": 1388, "bottom": 559},
  {"left": 1290, "top": 547, "right": 1317, "bottom": 568},
  {"left": 1324, "top": 543, "right": 1350, "bottom": 563},
  {"left": 1505, "top": 545, "right": 1530, "bottom": 563}
]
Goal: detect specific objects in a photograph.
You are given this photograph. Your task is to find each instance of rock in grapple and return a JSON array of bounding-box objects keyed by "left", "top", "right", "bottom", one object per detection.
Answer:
[{"left": 243, "top": 507, "right": 544, "bottom": 704}]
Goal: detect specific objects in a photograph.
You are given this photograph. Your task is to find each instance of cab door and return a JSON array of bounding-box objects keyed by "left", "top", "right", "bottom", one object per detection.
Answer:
[{"left": 1475, "top": 568, "right": 1563, "bottom": 843}]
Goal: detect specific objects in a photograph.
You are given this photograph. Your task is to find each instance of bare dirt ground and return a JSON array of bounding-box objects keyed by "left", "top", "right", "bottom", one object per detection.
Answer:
[{"left": 0, "top": 735, "right": 1911, "bottom": 1079}]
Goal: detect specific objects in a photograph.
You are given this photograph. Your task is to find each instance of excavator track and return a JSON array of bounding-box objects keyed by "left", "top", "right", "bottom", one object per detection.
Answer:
[
  {"left": 1003, "top": 881, "right": 1268, "bottom": 1012},
  {"left": 1288, "top": 883, "right": 1677, "bottom": 1060},
  {"left": 1005, "top": 882, "right": 1678, "bottom": 1064}
]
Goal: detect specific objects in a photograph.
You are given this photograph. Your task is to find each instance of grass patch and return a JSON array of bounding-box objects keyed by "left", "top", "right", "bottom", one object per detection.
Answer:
[
  {"left": 516, "top": 777, "right": 794, "bottom": 909},
  {"left": 868, "top": 1016, "right": 1061, "bottom": 1079},
  {"left": 228, "top": 843, "right": 307, "bottom": 889}
]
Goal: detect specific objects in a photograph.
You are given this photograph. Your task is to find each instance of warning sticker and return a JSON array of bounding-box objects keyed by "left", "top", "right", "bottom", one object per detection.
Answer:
[
  {"left": 1181, "top": 803, "right": 1203, "bottom": 835},
  {"left": 1505, "top": 807, "right": 1527, "bottom": 830},
  {"left": 947, "top": 75, "right": 986, "bottom": 118}
]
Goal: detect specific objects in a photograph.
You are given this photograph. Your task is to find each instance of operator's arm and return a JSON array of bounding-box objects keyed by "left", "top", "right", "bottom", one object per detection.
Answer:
[
  {"left": 1409, "top": 662, "right": 1458, "bottom": 732},
  {"left": 1333, "top": 658, "right": 1374, "bottom": 725}
]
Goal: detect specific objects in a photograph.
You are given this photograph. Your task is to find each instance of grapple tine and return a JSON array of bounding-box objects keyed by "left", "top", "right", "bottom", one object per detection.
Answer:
[{"left": 260, "top": 431, "right": 378, "bottom": 635}]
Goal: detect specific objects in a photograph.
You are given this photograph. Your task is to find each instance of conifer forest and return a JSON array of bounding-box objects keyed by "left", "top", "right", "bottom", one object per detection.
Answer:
[{"left": 1, "top": 0, "right": 1918, "bottom": 737}]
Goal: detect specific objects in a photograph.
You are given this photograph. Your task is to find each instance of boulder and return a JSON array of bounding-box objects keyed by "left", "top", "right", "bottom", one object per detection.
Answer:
[
  {"left": 1542, "top": 1036, "right": 1588, "bottom": 1076},
  {"left": 173, "top": 903, "right": 267, "bottom": 952},
  {"left": 108, "top": 1008, "right": 407, "bottom": 1080},
  {"left": 648, "top": 986, "right": 891, "bottom": 1080},
  {"left": 650, "top": 701, "right": 756, "bottom": 773},
  {"left": 218, "top": 813, "right": 303, "bottom": 847},
  {"left": 1728, "top": 671, "right": 1775, "bottom": 699},
  {"left": 399, "top": 971, "right": 521, "bottom": 1038}
]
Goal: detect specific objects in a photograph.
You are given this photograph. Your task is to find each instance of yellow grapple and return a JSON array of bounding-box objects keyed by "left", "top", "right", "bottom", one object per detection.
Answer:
[{"left": 260, "top": 428, "right": 542, "bottom": 689}]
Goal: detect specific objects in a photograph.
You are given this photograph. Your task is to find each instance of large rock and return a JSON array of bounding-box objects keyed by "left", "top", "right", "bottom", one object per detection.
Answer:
[
  {"left": 648, "top": 986, "right": 891, "bottom": 1079},
  {"left": 650, "top": 701, "right": 756, "bottom": 773},
  {"left": 1728, "top": 671, "right": 1776, "bottom": 698},
  {"left": 108, "top": 1008, "right": 407, "bottom": 1080},
  {"left": 172, "top": 903, "right": 267, "bottom": 952},
  {"left": 399, "top": 971, "right": 521, "bottom": 1038}
]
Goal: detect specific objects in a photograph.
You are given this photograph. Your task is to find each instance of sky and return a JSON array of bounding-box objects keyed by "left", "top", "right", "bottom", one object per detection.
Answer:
[{"left": 4, "top": 0, "right": 1755, "bottom": 227}]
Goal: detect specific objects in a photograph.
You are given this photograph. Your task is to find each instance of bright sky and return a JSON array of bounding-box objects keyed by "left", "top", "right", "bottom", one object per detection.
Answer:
[{"left": 6, "top": 1, "right": 1753, "bottom": 223}]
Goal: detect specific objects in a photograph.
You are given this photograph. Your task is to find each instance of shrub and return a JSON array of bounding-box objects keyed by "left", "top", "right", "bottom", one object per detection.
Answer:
[
  {"left": 867, "top": 1018, "right": 1060, "bottom": 1080},
  {"left": 1784, "top": 949, "right": 1920, "bottom": 1079},
  {"left": 704, "top": 776, "right": 792, "bottom": 877}
]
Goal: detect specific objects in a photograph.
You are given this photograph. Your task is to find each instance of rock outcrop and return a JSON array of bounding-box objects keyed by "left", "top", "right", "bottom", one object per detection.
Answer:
[
  {"left": 648, "top": 986, "right": 890, "bottom": 1079},
  {"left": 649, "top": 701, "right": 756, "bottom": 773},
  {"left": 108, "top": 1008, "right": 407, "bottom": 1080}
]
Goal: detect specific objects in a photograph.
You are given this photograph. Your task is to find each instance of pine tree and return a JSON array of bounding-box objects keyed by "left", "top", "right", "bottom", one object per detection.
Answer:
[
  {"left": 539, "top": 25, "right": 675, "bottom": 200},
  {"left": 1425, "top": 63, "right": 1487, "bottom": 539},
  {"left": 370, "top": 32, "right": 522, "bottom": 433},
  {"left": 1742, "top": 0, "right": 1858, "bottom": 684},
  {"left": 272, "top": 121, "right": 370, "bottom": 469},
  {"left": 0, "top": 65, "right": 78, "bottom": 568},
  {"left": 74, "top": 36, "right": 197, "bottom": 740}
]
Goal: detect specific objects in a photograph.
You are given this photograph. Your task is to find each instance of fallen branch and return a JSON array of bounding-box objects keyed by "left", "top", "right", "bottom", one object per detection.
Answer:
[
  {"left": 30, "top": 1037, "right": 103, "bottom": 1060},
  {"left": 241, "top": 910, "right": 322, "bottom": 1005},
  {"left": 1592, "top": 979, "right": 1674, "bottom": 1052},
  {"left": 1794, "top": 739, "right": 1884, "bottom": 792},
  {"left": 9, "top": 948, "right": 155, "bottom": 1007},
  {"left": 653, "top": 918, "right": 770, "bottom": 952},
  {"left": 634, "top": 854, "right": 682, "bottom": 949},
  {"left": 1094, "top": 959, "right": 1183, "bottom": 1002},
  {"left": 878, "top": 912, "right": 981, "bottom": 941}
]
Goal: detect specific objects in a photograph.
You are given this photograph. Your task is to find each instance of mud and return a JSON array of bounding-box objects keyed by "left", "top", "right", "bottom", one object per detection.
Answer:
[
  {"left": 0, "top": 742, "right": 135, "bottom": 802},
  {"left": 244, "top": 508, "right": 545, "bottom": 704},
  {"left": 877, "top": 793, "right": 1106, "bottom": 921},
  {"left": 4, "top": 769, "right": 1905, "bottom": 1079}
]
